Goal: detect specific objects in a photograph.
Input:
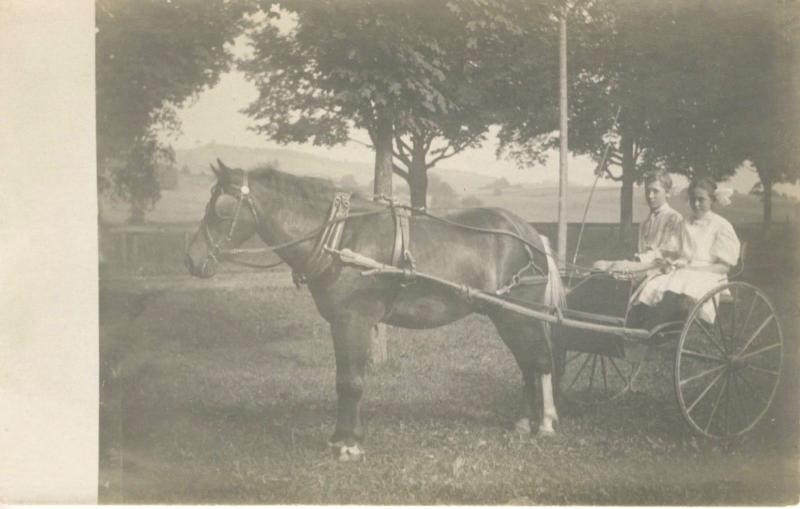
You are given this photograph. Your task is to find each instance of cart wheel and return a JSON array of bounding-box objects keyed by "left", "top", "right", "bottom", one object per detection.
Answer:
[
  {"left": 559, "top": 350, "right": 641, "bottom": 405},
  {"left": 675, "top": 282, "right": 783, "bottom": 440}
]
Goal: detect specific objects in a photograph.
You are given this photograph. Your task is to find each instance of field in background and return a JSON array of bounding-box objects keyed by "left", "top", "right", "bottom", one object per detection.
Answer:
[{"left": 100, "top": 172, "right": 800, "bottom": 225}]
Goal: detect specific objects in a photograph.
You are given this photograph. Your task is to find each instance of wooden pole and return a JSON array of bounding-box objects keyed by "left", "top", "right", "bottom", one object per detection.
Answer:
[{"left": 557, "top": 8, "right": 569, "bottom": 270}]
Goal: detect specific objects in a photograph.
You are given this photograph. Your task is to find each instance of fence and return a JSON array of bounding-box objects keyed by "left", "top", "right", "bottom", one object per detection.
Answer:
[{"left": 100, "top": 220, "right": 796, "bottom": 272}]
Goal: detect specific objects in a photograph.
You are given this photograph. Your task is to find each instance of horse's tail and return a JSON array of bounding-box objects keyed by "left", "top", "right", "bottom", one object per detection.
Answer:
[{"left": 540, "top": 234, "right": 566, "bottom": 310}]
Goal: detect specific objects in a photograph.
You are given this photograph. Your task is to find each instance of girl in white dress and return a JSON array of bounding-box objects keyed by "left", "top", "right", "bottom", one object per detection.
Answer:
[{"left": 632, "top": 177, "right": 740, "bottom": 324}]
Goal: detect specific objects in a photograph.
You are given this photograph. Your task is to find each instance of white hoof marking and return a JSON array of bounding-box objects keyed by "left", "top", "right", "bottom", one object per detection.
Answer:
[
  {"left": 514, "top": 418, "right": 532, "bottom": 434},
  {"left": 331, "top": 442, "right": 364, "bottom": 461}
]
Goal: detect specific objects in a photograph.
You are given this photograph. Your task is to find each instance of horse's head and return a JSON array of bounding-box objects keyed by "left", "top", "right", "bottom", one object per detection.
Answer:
[{"left": 185, "top": 159, "right": 260, "bottom": 278}]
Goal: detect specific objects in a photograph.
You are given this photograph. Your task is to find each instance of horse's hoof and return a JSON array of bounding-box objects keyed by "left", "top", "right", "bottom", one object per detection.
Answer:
[
  {"left": 514, "top": 418, "right": 532, "bottom": 435},
  {"left": 330, "top": 441, "right": 365, "bottom": 462},
  {"left": 537, "top": 425, "right": 557, "bottom": 437}
]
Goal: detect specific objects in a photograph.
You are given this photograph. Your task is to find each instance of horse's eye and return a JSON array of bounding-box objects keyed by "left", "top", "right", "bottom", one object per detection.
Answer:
[{"left": 214, "top": 194, "right": 238, "bottom": 219}]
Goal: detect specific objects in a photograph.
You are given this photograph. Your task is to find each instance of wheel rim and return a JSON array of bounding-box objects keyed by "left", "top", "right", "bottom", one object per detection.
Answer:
[
  {"left": 675, "top": 282, "right": 783, "bottom": 439},
  {"left": 561, "top": 351, "right": 641, "bottom": 405}
]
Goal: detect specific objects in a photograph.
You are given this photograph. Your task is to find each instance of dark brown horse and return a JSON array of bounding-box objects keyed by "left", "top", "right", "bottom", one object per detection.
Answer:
[{"left": 185, "top": 160, "right": 565, "bottom": 460}]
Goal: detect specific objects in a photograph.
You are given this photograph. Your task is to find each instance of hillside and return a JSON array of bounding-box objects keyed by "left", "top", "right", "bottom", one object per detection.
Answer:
[
  {"left": 100, "top": 170, "right": 800, "bottom": 226},
  {"left": 175, "top": 143, "right": 499, "bottom": 195},
  {"left": 93, "top": 143, "right": 800, "bottom": 225}
]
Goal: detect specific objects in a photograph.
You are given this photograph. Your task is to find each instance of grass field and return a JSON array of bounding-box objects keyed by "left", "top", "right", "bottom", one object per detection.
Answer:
[
  {"left": 101, "top": 173, "right": 800, "bottom": 225},
  {"left": 99, "top": 267, "right": 799, "bottom": 505}
]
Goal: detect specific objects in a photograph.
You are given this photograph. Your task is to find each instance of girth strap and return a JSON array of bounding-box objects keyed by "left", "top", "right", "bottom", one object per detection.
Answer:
[
  {"left": 391, "top": 206, "right": 415, "bottom": 270},
  {"left": 293, "top": 192, "right": 351, "bottom": 286}
]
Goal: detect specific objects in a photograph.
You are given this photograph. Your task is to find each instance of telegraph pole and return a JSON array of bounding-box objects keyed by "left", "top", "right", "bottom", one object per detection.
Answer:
[{"left": 557, "top": 7, "right": 569, "bottom": 269}]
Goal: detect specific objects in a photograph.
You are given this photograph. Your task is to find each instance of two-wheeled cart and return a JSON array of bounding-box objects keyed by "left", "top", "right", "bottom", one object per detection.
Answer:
[{"left": 556, "top": 266, "right": 783, "bottom": 440}]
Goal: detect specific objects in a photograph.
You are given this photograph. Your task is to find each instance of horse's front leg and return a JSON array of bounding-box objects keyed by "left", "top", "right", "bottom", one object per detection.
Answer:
[
  {"left": 538, "top": 371, "right": 558, "bottom": 435},
  {"left": 328, "top": 306, "right": 381, "bottom": 461}
]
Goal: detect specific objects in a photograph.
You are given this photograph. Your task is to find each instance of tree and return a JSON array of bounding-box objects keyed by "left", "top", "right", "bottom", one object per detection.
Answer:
[
  {"left": 720, "top": 0, "right": 800, "bottom": 223},
  {"left": 496, "top": 0, "right": 774, "bottom": 234},
  {"left": 240, "top": 0, "right": 547, "bottom": 208},
  {"left": 96, "top": 0, "right": 251, "bottom": 223}
]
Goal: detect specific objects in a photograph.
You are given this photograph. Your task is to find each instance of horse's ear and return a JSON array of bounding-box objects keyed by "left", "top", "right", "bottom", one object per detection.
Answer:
[
  {"left": 216, "top": 158, "right": 231, "bottom": 173},
  {"left": 209, "top": 163, "right": 220, "bottom": 178}
]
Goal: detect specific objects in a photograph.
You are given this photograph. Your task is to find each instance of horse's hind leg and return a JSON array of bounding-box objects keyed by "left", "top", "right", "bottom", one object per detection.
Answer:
[
  {"left": 328, "top": 305, "right": 382, "bottom": 461},
  {"left": 489, "top": 311, "right": 558, "bottom": 436}
]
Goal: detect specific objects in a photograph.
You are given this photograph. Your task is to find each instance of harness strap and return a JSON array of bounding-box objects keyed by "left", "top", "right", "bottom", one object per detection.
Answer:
[
  {"left": 293, "top": 192, "right": 351, "bottom": 286},
  {"left": 391, "top": 206, "right": 415, "bottom": 270}
]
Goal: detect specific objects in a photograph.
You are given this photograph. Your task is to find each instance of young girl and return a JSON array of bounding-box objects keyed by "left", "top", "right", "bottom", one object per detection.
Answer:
[{"left": 632, "top": 177, "right": 740, "bottom": 324}]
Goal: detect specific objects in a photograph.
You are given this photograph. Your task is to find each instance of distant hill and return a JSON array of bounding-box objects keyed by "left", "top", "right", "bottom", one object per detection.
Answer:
[
  {"left": 97, "top": 143, "right": 800, "bottom": 225},
  {"left": 175, "top": 143, "right": 499, "bottom": 194}
]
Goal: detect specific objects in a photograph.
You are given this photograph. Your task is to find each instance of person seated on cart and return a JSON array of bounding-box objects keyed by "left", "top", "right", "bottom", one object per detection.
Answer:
[
  {"left": 630, "top": 176, "right": 740, "bottom": 327},
  {"left": 593, "top": 169, "right": 684, "bottom": 277}
]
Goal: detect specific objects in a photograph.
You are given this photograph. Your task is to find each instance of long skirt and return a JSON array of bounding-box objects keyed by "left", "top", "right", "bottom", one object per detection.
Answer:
[{"left": 633, "top": 268, "right": 728, "bottom": 323}]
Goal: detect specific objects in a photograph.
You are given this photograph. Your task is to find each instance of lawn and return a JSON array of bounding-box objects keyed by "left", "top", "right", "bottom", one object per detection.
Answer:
[{"left": 99, "top": 271, "right": 799, "bottom": 505}]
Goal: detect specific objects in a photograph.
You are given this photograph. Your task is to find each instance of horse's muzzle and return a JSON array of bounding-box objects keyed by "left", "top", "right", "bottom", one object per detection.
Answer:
[{"left": 185, "top": 253, "right": 215, "bottom": 279}]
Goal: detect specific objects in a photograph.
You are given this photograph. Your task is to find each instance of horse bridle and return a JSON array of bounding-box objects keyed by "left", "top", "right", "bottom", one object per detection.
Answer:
[{"left": 201, "top": 172, "right": 260, "bottom": 272}]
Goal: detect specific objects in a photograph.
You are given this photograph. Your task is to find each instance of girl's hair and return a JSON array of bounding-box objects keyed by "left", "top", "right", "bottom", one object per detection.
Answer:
[
  {"left": 643, "top": 169, "right": 673, "bottom": 192},
  {"left": 688, "top": 176, "right": 718, "bottom": 198},
  {"left": 689, "top": 176, "right": 733, "bottom": 206}
]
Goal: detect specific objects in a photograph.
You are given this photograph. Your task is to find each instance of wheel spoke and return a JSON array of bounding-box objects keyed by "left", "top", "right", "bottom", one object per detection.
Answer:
[
  {"left": 736, "top": 315, "right": 775, "bottom": 357},
  {"left": 565, "top": 354, "right": 592, "bottom": 392},
  {"left": 588, "top": 354, "right": 598, "bottom": 392},
  {"left": 735, "top": 294, "right": 759, "bottom": 347},
  {"left": 731, "top": 371, "right": 755, "bottom": 433},
  {"left": 687, "top": 370, "right": 726, "bottom": 414},
  {"left": 734, "top": 370, "right": 770, "bottom": 408},
  {"left": 728, "top": 287, "right": 738, "bottom": 348},
  {"left": 742, "top": 364, "right": 780, "bottom": 377},
  {"left": 705, "top": 373, "right": 729, "bottom": 434},
  {"left": 680, "top": 363, "right": 727, "bottom": 386},
  {"left": 681, "top": 349, "right": 726, "bottom": 363},
  {"left": 601, "top": 356, "right": 608, "bottom": 393},
  {"left": 607, "top": 356, "right": 628, "bottom": 382},
  {"left": 726, "top": 371, "right": 735, "bottom": 434},
  {"left": 712, "top": 296, "right": 727, "bottom": 353},
  {"left": 737, "top": 342, "right": 780, "bottom": 362},
  {"left": 694, "top": 319, "right": 727, "bottom": 357}
]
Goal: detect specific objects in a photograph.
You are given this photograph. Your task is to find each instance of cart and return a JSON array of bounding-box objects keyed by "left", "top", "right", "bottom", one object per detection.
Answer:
[
  {"left": 328, "top": 246, "right": 784, "bottom": 441},
  {"left": 556, "top": 256, "right": 784, "bottom": 440}
]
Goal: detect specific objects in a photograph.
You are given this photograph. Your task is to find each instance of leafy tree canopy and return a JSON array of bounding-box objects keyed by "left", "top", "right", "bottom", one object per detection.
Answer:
[
  {"left": 96, "top": 0, "right": 252, "bottom": 221},
  {"left": 240, "top": 0, "right": 557, "bottom": 207},
  {"left": 495, "top": 0, "right": 794, "bottom": 225}
]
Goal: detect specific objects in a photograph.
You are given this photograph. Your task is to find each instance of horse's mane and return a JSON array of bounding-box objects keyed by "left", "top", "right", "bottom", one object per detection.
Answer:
[{"left": 249, "top": 164, "right": 371, "bottom": 210}]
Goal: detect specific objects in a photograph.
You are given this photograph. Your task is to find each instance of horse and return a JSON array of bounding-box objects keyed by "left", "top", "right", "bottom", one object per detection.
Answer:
[{"left": 185, "top": 159, "right": 566, "bottom": 461}]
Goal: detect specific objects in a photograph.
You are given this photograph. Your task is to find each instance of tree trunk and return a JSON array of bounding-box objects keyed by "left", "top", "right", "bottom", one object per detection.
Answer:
[
  {"left": 619, "top": 133, "right": 635, "bottom": 242},
  {"left": 763, "top": 174, "right": 772, "bottom": 225},
  {"left": 371, "top": 108, "right": 393, "bottom": 366},
  {"left": 373, "top": 110, "right": 394, "bottom": 201},
  {"left": 408, "top": 141, "right": 428, "bottom": 209},
  {"left": 129, "top": 198, "right": 147, "bottom": 225}
]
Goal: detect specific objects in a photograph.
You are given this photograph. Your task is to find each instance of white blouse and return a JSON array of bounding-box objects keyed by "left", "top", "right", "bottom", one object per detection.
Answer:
[
  {"left": 633, "top": 211, "right": 741, "bottom": 323},
  {"left": 679, "top": 211, "right": 740, "bottom": 268}
]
